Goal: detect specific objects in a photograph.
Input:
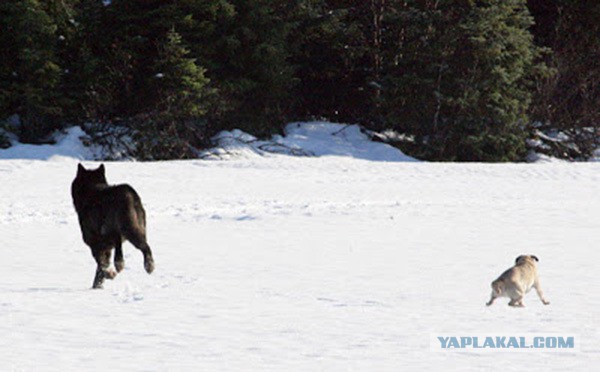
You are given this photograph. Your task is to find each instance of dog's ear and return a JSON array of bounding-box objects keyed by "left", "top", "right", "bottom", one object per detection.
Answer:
[
  {"left": 77, "top": 163, "right": 85, "bottom": 175},
  {"left": 98, "top": 164, "right": 105, "bottom": 174},
  {"left": 531, "top": 255, "right": 539, "bottom": 262},
  {"left": 515, "top": 255, "right": 523, "bottom": 265}
]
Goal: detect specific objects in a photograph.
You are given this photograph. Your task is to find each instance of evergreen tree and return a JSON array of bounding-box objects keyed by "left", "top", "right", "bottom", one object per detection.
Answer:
[
  {"left": 154, "top": 29, "right": 211, "bottom": 120},
  {"left": 73, "top": 0, "right": 221, "bottom": 158},
  {"left": 73, "top": 1, "right": 227, "bottom": 119},
  {"left": 289, "top": 0, "right": 397, "bottom": 125},
  {"left": 288, "top": 1, "right": 371, "bottom": 123},
  {"left": 103, "top": 0, "right": 172, "bottom": 117},
  {"left": 528, "top": 0, "right": 600, "bottom": 159},
  {"left": 206, "top": 0, "right": 295, "bottom": 135},
  {"left": 135, "top": 28, "right": 213, "bottom": 160},
  {"left": 382, "top": 0, "right": 544, "bottom": 161},
  {"left": 0, "top": 0, "right": 62, "bottom": 142},
  {"left": 41, "top": 0, "right": 79, "bottom": 120}
]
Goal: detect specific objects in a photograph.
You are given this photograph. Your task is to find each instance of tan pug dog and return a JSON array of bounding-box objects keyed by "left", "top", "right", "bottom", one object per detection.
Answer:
[{"left": 486, "top": 255, "right": 550, "bottom": 307}]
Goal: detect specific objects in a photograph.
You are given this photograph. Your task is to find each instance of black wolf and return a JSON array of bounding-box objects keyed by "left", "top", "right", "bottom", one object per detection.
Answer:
[{"left": 71, "top": 164, "right": 155, "bottom": 289}]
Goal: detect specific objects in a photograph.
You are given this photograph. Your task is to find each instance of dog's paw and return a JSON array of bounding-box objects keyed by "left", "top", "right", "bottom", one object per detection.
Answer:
[{"left": 542, "top": 300, "right": 550, "bottom": 305}]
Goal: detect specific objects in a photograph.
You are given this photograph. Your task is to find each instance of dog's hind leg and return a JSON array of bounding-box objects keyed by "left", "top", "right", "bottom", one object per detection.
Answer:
[
  {"left": 487, "top": 281, "right": 502, "bottom": 306},
  {"left": 534, "top": 281, "right": 550, "bottom": 305},
  {"left": 486, "top": 292, "right": 497, "bottom": 306},
  {"left": 92, "top": 248, "right": 116, "bottom": 289},
  {"left": 114, "top": 239, "right": 125, "bottom": 273}
]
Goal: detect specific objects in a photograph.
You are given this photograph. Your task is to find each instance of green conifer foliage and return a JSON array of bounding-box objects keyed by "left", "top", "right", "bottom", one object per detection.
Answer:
[
  {"left": 0, "top": 0, "right": 62, "bottom": 142},
  {"left": 207, "top": 0, "right": 294, "bottom": 135},
  {"left": 134, "top": 29, "right": 213, "bottom": 160},
  {"left": 154, "top": 29, "right": 211, "bottom": 120},
  {"left": 529, "top": 0, "right": 600, "bottom": 159},
  {"left": 288, "top": 1, "right": 370, "bottom": 123},
  {"left": 383, "top": 0, "right": 544, "bottom": 161}
]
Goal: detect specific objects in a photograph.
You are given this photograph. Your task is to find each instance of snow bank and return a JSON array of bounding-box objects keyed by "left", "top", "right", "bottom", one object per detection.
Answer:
[
  {"left": 1, "top": 122, "right": 417, "bottom": 163},
  {"left": 0, "top": 127, "right": 94, "bottom": 161},
  {"left": 5, "top": 121, "right": 595, "bottom": 163},
  {"left": 525, "top": 151, "right": 568, "bottom": 164},
  {"left": 201, "top": 122, "right": 418, "bottom": 162},
  {"left": 526, "top": 125, "right": 600, "bottom": 162}
]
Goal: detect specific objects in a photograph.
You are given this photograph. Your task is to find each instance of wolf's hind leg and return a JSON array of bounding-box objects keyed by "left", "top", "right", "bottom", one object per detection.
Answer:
[
  {"left": 114, "top": 240, "right": 124, "bottom": 273},
  {"left": 126, "top": 231, "right": 155, "bottom": 274},
  {"left": 138, "top": 242, "right": 155, "bottom": 274}
]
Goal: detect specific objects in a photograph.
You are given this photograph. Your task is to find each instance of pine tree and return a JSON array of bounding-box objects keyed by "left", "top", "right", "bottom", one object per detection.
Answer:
[
  {"left": 382, "top": 0, "right": 544, "bottom": 161},
  {"left": 207, "top": 0, "right": 295, "bottom": 135},
  {"left": 74, "top": 0, "right": 227, "bottom": 119},
  {"left": 528, "top": 0, "right": 600, "bottom": 159},
  {"left": 288, "top": 0, "right": 371, "bottom": 123},
  {"left": 448, "top": 0, "right": 538, "bottom": 161},
  {"left": 133, "top": 28, "right": 213, "bottom": 160},
  {"left": 153, "top": 29, "right": 211, "bottom": 120},
  {"left": 0, "top": 0, "right": 62, "bottom": 142},
  {"left": 41, "top": 0, "right": 79, "bottom": 120}
]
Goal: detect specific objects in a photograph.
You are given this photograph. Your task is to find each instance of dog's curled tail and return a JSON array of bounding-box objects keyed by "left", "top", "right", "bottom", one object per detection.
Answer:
[{"left": 491, "top": 280, "right": 504, "bottom": 295}]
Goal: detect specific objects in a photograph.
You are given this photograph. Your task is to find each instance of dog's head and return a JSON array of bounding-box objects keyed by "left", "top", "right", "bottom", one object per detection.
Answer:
[{"left": 515, "top": 255, "right": 539, "bottom": 266}]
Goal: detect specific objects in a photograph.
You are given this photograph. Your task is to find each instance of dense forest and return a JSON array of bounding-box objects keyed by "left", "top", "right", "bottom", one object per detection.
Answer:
[{"left": 0, "top": 0, "right": 598, "bottom": 161}]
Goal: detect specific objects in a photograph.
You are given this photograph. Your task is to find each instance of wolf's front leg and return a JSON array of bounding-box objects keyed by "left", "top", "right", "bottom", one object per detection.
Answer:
[
  {"left": 92, "top": 267, "right": 105, "bottom": 289},
  {"left": 92, "top": 248, "right": 116, "bottom": 289}
]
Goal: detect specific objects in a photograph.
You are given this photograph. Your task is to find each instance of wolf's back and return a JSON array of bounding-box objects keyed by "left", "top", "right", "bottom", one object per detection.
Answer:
[{"left": 107, "top": 184, "right": 148, "bottom": 244}]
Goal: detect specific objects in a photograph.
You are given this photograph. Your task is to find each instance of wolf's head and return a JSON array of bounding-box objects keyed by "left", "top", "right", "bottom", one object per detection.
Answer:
[
  {"left": 74, "top": 163, "right": 107, "bottom": 186},
  {"left": 71, "top": 164, "right": 108, "bottom": 211},
  {"left": 75, "top": 163, "right": 107, "bottom": 185}
]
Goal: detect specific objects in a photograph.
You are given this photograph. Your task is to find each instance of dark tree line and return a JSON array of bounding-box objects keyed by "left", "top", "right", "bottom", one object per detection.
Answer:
[
  {"left": 527, "top": 0, "right": 600, "bottom": 158},
  {"left": 0, "top": 0, "right": 597, "bottom": 161}
]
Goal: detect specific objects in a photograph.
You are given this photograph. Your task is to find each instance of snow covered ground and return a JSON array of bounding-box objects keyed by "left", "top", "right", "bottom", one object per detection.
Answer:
[{"left": 1, "top": 123, "right": 599, "bottom": 371}]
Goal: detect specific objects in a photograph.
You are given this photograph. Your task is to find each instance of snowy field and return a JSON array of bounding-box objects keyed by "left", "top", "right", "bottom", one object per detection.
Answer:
[{"left": 1, "top": 124, "right": 599, "bottom": 371}]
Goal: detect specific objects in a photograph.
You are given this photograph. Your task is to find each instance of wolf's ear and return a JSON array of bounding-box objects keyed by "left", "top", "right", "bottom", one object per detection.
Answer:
[
  {"left": 98, "top": 164, "right": 105, "bottom": 174},
  {"left": 77, "top": 163, "right": 85, "bottom": 174},
  {"left": 531, "top": 255, "right": 539, "bottom": 262}
]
